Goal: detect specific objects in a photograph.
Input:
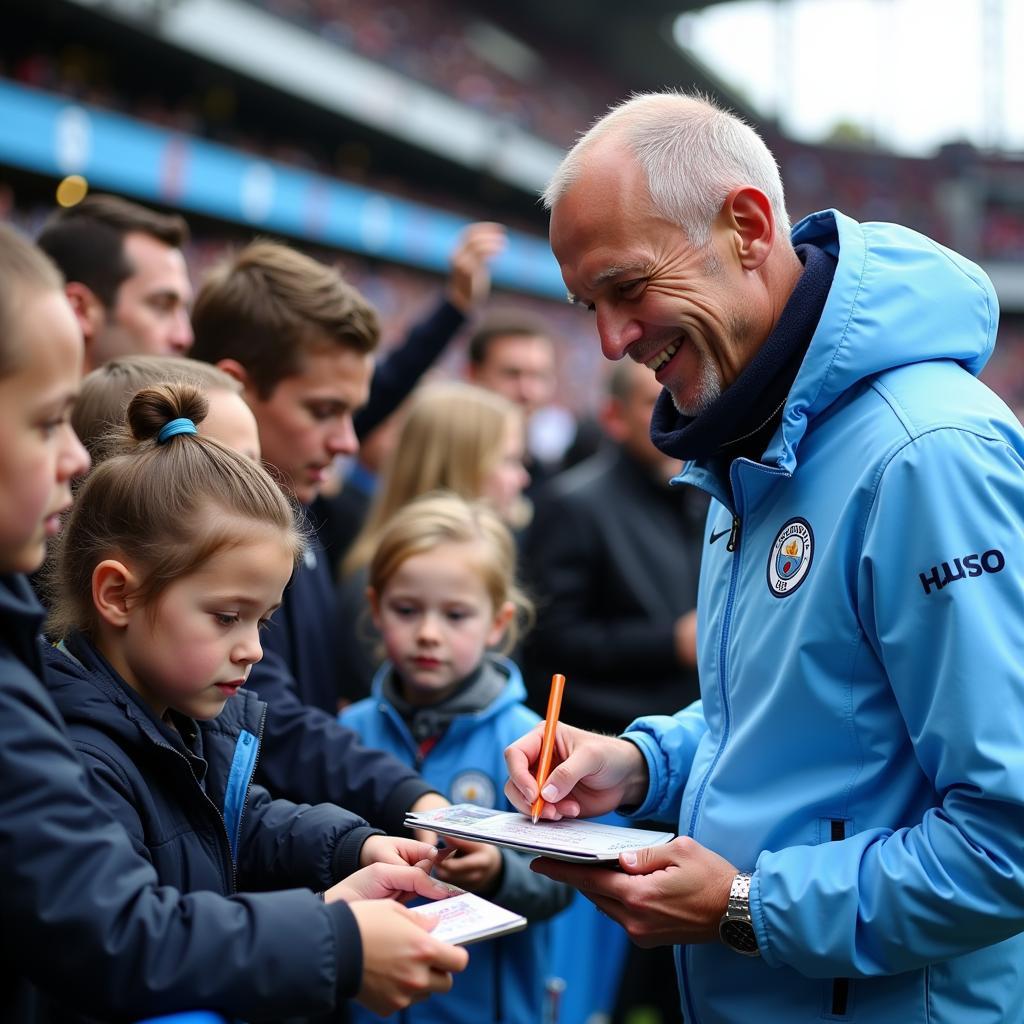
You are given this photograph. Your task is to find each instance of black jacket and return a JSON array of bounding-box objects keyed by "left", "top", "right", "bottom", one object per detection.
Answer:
[
  {"left": 43, "top": 631, "right": 380, "bottom": 901},
  {"left": 251, "top": 532, "right": 435, "bottom": 833},
  {"left": 0, "top": 574, "right": 361, "bottom": 1023},
  {"left": 522, "top": 447, "right": 708, "bottom": 734}
]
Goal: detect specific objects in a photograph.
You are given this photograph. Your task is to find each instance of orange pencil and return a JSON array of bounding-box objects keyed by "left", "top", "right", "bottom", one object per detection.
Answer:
[{"left": 531, "top": 673, "right": 566, "bottom": 824}]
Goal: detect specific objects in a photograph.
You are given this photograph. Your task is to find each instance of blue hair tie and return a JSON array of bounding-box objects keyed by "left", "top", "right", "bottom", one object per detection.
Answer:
[{"left": 157, "top": 417, "right": 198, "bottom": 444}]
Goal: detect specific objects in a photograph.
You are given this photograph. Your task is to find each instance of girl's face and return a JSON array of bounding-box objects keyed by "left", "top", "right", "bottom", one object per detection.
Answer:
[
  {"left": 481, "top": 417, "right": 530, "bottom": 524},
  {"left": 98, "top": 525, "right": 295, "bottom": 720},
  {"left": 0, "top": 290, "right": 90, "bottom": 574},
  {"left": 370, "top": 541, "right": 513, "bottom": 707}
]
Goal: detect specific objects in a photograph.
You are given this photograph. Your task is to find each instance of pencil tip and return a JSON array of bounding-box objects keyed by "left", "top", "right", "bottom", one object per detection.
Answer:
[{"left": 531, "top": 812, "right": 539, "bottom": 825}]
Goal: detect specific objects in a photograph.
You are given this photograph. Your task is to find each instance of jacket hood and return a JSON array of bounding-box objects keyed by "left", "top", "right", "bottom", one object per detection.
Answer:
[
  {"left": 42, "top": 635, "right": 265, "bottom": 751},
  {"left": 767, "top": 210, "right": 999, "bottom": 472}
]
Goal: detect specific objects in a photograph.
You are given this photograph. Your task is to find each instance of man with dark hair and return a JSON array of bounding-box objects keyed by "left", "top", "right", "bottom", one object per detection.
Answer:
[
  {"left": 191, "top": 239, "right": 449, "bottom": 832},
  {"left": 37, "top": 193, "right": 193, "bottom": 369},
  {"left": 466, "top": 312, "right": 564, "bottom": 494},
  {"left": 523, "top": 357, "right": 705, "bottom": 735}
]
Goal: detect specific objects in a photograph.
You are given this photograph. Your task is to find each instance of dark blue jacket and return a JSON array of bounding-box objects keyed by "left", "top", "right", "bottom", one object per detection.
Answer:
[
  {"left": 251, "top": 533, "right": 436, "bottom": 834},
  {"left": 0, "top": 574, "right": 362, "bottom": 1023},
  {"left": 42, "top": 632, "right": 380, "bottom": 900}
]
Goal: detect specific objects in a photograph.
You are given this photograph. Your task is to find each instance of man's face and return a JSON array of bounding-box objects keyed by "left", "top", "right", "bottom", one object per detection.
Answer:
[
  {"left": 550, "top": 145, "right": 768, "bottom": 418},
  {"left": 605, "top": 363, "right": 681, "bottom": 480},
  {"left": 470, "top": 333, "right": 556, "bottom": 417},
  {"left": 90, "top": 231, "right": 193, "bottom": 368},
  {"left": 242, "top": 346, "right": 373, "bottom": 505}
]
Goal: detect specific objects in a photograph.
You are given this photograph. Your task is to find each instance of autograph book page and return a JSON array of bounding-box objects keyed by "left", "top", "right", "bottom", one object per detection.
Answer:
[{"left": 406, "top": 803, "right": 675, "bottom": 863}]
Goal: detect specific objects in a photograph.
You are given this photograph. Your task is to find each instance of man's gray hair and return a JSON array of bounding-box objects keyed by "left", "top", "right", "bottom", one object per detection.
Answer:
[{"left": 543, "top": 92, "right": 790, "bottom": 248}]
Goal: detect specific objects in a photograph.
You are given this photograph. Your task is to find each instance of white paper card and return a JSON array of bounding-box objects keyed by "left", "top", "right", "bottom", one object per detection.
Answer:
[
  {"left": 410, "top": 888, "right": 527, "bottom": 945},
  {"left": 405, "top": 803, "right": 674, "bottom": 863}
]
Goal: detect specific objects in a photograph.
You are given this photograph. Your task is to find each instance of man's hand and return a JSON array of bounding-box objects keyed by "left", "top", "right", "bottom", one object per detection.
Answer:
[
  {"left": 360, "top": 834, "right": 439, "bottom": 869},
  {"left": 350, "top": 900, "right": 469, "bottom": 1016},
  {"left": 325, "top": 862, "right": 453, "bottom": 904},
  {"left": 504, "top": 722, "right": 649, "bottom": 820},
  {"left": 445, "top": 222, "right": 507, "bottom": 313},
  {"left": 531, "top": 836, "right": 737, "bottom": 947},
  {"left": 432, "top": 836, "right": 503, "bottom": 893}
]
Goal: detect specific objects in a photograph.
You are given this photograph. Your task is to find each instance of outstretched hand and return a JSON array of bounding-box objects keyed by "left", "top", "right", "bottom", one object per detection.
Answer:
[
  {"left": 324, "top": 861, "right": 453, "bottom": 904},
  {"left": 531, "top": 836, "right": 737, "bottom": 947},
  {"left": 360, "top": 833, "right": 440, "bottom": 869},
  {"left": 446, "top": 221, "right": 507, "bottom": 312},
  {"left": 504, "top": 721, "right": 649, "bottom": 820}
]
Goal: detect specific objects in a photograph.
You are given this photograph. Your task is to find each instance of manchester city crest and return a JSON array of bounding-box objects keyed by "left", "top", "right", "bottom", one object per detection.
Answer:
[
  {"left": 449, "top": 770, "right": 496, "bottom": 808},
  {"left": 767, "top": 517, "right": 814, "bottom": 597}
]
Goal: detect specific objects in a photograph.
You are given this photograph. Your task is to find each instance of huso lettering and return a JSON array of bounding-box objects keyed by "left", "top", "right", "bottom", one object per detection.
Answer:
[{"left": 919, "top": 549, "right": 1005, "bottom": 595}]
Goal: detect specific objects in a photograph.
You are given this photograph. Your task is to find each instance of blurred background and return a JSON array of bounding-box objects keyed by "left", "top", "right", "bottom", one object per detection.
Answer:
[{"left": 2, "top": 0, "right": 1022, "bottom": 424}]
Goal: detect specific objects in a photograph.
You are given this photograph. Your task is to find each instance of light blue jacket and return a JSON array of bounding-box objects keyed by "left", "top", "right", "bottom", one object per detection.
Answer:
[
  {"left": 341, "top": 656, "right": 572, "bottom": 1024},
  {"left": 624, "top": 210, "right": 1024, "bottom": 1023}
]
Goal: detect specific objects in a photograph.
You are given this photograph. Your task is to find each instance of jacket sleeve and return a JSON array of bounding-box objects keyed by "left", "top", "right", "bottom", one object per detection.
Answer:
[
  {"left": 752, "top": 427, "right": 1024, "bottom": 976},
  {"left": 250, "top": 647, "right": 437, "bottom": 834},
  {"left": 0, "top": 664, "right": 362, "bottom": 1020},
  {"left": 354, "top": 299, "right": 466, "bottom": 438},
  {"left": 620, "top": 703, "right": 707, "bottom": 824},
  {"left": 524, "top": 489, "right": 681, "bottom": 676},
  {"left": 238, "top": 782, "right": 381, "bottom": 892}
]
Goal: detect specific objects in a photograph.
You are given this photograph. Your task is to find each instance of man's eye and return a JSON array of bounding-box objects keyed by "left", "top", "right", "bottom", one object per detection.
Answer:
[
  {"left": 214, "top": 613, "right": 239, "bottom": 626},
  {"left": 618, "top": 279, "right": 645, "bottom": 297}
]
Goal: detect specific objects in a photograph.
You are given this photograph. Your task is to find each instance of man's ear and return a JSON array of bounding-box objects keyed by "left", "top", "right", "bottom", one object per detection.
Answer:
[
  {"left": 215, "top": 359, "right": 254, "bottom": 395},
  {"left": 488, "top": 601, "right": 517, "bottom": 647},
  {"left": 92, "top": 559, "right": 140, "bottom": 628},
  {"left": 64, "top": 282, "right": 106, "bottom": 345},
  {"left": 719, "top": 187, "right": 774, "bottom": 271}
]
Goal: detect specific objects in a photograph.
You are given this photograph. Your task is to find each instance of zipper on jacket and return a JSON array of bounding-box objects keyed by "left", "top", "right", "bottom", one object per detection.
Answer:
[
  {"left": 163, "top": 743, "right": 238, "bottom": 892},
  {"left": 725, "top": 515, "right": 741, "bottom": 552}
]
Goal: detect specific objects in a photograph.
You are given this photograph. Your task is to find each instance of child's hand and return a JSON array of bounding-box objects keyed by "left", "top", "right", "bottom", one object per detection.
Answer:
[
  {"left": 431, "top": 836, "right": 503, "bottom": 893},
  {"left": 360, "top": 834, "right": 440, "bottom": 868},
  {"left": 350, "top": 900, "right": 469, "bottom": 1016},
  {"left": 325, "top": 862, "right": 454, "bottom": 904}
]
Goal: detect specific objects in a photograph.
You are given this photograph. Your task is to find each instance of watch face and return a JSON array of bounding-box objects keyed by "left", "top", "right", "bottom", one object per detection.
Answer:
[{"left": 720, "top": 918, "right": 759, "bottom": 955}]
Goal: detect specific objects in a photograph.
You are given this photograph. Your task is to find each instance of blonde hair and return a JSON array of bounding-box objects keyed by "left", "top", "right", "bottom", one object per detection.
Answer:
[
  {"left": 543, "top": 91, "right": 790, "bottom": 248},
  {"left": 48, "top": 382, "right": 304, "bottom": 639},
  {"left": 369, "top": 492, "right": 533, "bottom": 653},
  {"left": 73, "top": 355, "right": 242, "bottom": 461},
  {"left": 344, "top": 381, "right": 524, "bottom": 574}
]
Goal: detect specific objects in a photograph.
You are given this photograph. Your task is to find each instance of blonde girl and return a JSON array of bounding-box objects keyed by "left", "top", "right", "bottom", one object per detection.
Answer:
[
  {"left": 43, "top": 382, "right": 465, "bottom": 1019},
  {"left": 338, "top": 381, "right": 530, "bottom": 700},
  {"left": 340, "top": 492, "right": 569, "bottom": 1024}
]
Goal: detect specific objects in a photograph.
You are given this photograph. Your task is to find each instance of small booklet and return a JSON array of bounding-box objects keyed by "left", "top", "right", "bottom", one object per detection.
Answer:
[
  {"left": 410, "top": 886, "right": 527, "bottom": 945},
  {"left": 405, "top": 803, "right": 675, "bottom": 864}
]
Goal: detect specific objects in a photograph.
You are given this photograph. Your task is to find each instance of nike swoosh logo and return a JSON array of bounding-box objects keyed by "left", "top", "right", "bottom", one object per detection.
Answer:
[{"left": 710, "top": 527, "right": 731, "bottom": 544}]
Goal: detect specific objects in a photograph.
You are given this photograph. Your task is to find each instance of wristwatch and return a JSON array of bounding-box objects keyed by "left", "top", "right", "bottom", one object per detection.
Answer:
[{"left": 719, "top": 872, "right": 760, "bottom": 956}]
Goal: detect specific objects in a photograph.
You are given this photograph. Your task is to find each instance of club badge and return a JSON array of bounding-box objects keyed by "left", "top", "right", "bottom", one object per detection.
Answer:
[
  {"left": 450, "top": 770, "right": 496, "bottom": 808},
  {"left": 767, "top": 517, "right": 814, "bottom": 598}
]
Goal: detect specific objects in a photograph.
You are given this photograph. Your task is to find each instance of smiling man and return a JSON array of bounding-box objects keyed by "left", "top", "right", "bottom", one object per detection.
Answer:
[{"left": 505, "top": 91, "right": 1024, "bottom": 1023}]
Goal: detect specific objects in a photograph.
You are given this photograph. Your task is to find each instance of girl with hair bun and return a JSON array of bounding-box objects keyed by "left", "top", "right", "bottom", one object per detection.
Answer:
[{"left": 42, "top": 382, "right": 467, "bottom": 1020}]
